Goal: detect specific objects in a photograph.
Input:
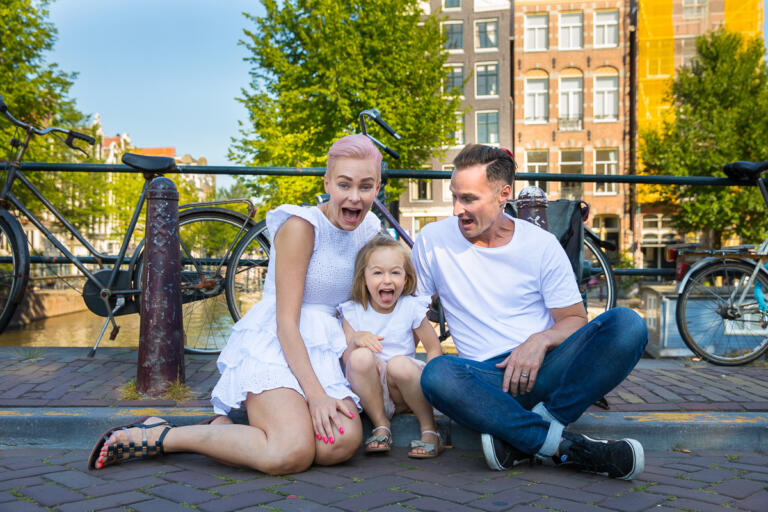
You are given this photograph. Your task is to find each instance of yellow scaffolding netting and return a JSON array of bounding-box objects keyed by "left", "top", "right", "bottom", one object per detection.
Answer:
[{"left": 724, "top": 0, "right": 763, "bottom": 38}]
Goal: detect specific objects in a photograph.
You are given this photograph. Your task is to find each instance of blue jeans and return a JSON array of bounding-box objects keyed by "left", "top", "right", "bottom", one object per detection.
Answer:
[{"left": 420, "top": 307, "right": 647, "bottom": 456}]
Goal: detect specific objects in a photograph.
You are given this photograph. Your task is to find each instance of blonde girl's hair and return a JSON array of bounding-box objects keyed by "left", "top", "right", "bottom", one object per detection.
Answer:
[{"left": 351, "top": 233, "right": 418, "bottom": 309}]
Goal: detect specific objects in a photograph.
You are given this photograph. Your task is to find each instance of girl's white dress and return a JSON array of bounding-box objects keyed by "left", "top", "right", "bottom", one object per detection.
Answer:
[
  {"left": 338, "top": 295, "right": 431, "bottom": 418},
  {"left": 211, "top": 204, "right": 380, "bottom": 415}
]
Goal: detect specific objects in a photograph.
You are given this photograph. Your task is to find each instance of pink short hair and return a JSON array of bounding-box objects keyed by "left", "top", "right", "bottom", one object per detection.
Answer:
[{"left": 327, "top": 134, "right": 383, "bottom": 174}]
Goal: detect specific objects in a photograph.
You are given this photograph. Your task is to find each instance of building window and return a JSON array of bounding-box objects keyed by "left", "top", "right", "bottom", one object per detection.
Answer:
[
  {"left": 641, "top": 214, "right": 677, "bottom": 268},
  {"left": 595, "top": 149, "right": 619, "bottom": 195},
  {"left": 444, "top": 22, "right": 463, "bottom": 51},
  {"left": 414, "top": 216, "right": 438, "bottom": 233},
  {"left": 683, "top": 0, "right": 707, "bottom": 19},
  {"left": 448, "top": 113, "right": 464, "bottom": 146},
  {"left": 525, "top": 150, "right": 548, "bottom": 193},
  {"left": 444, "top": 65, "right": 464, "bottom": 95},
  {"left": 559, "top": 12, "right": 583, "bottom": 50},
  {"left": 475, "top": 19, "right": 498, "bottom": 50},
  {"left": 558, "top": 76, "right": 583, "bottom": 131},
  {"left": 476, "top": 62, "right": 498, "bottom": 97},
  {"left": 595, "top": 75, "right": 619, "bottom": 121},
  {"left": 560, "top": 149, "right": 583, "bottom": 200},
  {"left": 593, "top": 215, "right": 620, "bottom": 258},
  {"left": 442, "top": 166, "right": 454, "bottom": 201},
  {"left": 524, "top": 14, "right": 548, "bottom": 51},
  {"left": 594, "top": 11, "right": 619, "bottom": 48},
  {"left": 476, "top": 111, "right": 499, "bottom": 145},
  {"left": 524, "top": 78, "right": 548, "bottom": 123},
  {"left": 444, "top": 0, "right": 461, "bottom": 9},
  {"left": 410, "top": 179, "right": 432, "bottom": 201}
]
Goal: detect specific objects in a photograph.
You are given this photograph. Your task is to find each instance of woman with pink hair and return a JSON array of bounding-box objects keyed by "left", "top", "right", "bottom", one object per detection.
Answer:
[{"left": 88, "top": 135, "right": 383, "bottom": 474}]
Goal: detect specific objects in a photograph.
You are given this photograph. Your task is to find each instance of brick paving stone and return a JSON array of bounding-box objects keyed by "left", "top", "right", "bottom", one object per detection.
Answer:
[
  {"left": 263, "top": 497, "right": 339, "bottom": 512},
  {"left": 645, "top": 484, "right": 733, "bottom": 504},
  {"left": 146, "top": 482, "right": 218, "bottom": 504},
  {"left": 18, "top": 483, "right": 84, "bottom": 506},
  {"left": 95, "top": 462, "right": 178, "bottom": 481},
  {"left": 197, "top": 490, "right": 283, "bottom": 512},
  {"left": 0, "top": 477, "right": 45, "bottom": 492},
  {"left": 534, "top": 497, "right": 616, "bottom": 512},
  {"left": 635, "top": 473, "right": 704, "bottom": 489},
  {"left": 659, "top": 498, "right": 734, "bottom": 511},
  {"left": 0, "top": 458, "right": 46, "bottom": 471},
  {"left": 212, "top": 477, "right": 289, "bottom": 495},
  {"left": 469, "top": 489, "right": 541, "bottom": 511},
  {"left": 400, "top": 481, "right": 481, "bottom": 503},
  {"left": 0, "top": 493, "right": 13, "bottom": 504},
  {"left": 516, "top": 467, "right": 604, "bottom": 488},
  {"left": 720, "top": 461, "right": 768, "bottom": 473},
  {"left": 290, "top": 470, "right": 353, "bottom": 488},
  {"left": 130, "top": 497, "right": 193, "bottom": 512},
  {"left": 162, "top": 470, "right": 224, "bottom": 489},
  {"left": 276, "top": 481, "right": 348, "bottom": 504},
  {"left": 44, "top": 470, "right": 105, "bottom": 489},
  {"left": 0, "top": 465, "right": 67, "bottom": 482},
  {"left": 0, "top": 501, "right": 49, "bottom": 512},
  {"left": 391, "top": 496, "right": 475, "bottom": 511},
  {"left": 708, "top": 477, "right": 766, "bottom": 499},
  {"left": 56, "top": 491, "right": 152, "bottom": 512},
  {"left": 337, "top": 475, "right": 415, "bottom": 494},
  {"left": 462, "top": 477, "right": 528, "bottom": 495},
  {"left": 731, "top": 489, "right": 768, "bottom": 510},
  {"left": 597, "top": 491, "right": 668, "bottom": 511},
  {"left": 522, "top": 482, "right": 606, "bottom": 503},
  {"left": 686, "top": 468, "right": 740, "bottom": 483},
  {"left": 333, "top": 490, "right": 416, "bottom": 511},
  {"left": 580, "top": 479, "right": 639, "bottom": 496},
  {"left": 744, "top": 472, "right": 768, "bottom": 482},
  {"left": 83, "top": 476, "right": 166, "bottom": 497},
  {"left": 664, "top": 463, "right": 710, "bottom": 473}
]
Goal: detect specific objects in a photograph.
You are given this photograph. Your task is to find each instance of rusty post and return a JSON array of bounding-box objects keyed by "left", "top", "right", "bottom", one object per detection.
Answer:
[
  {"left": 514, "top": 185, "right": 549, "bottom": 231},
  {"left": 137, "top": 177, "right": 185, "bottom": 396}
]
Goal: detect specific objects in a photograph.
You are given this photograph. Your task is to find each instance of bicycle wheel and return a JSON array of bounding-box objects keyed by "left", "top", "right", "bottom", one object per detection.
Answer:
[
  {"left": 224, "top": 221, "right": 271, "bottom": 321},
  {"left": 136, "top": 209, "right": 253, "bottom": 354},
  {"left": 580, "top": 236, "right": 616, "bottom": 320},
  {"left": 676, "top": 259, "right": 768, "bottom": 365},
  {"left": 0, "top": 211, "right": 29, "bottom": 332}
]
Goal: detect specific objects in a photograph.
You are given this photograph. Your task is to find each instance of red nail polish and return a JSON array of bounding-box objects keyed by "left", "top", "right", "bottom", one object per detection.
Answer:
[
  {"left": 339, "top": 427, "right": 344, "bottom": 434},
  {"left": 330, "top": 437, "right": 334, "bottom": 444},
  {"left": 323, "top": 437, "right": 328, "bottom": 443}
]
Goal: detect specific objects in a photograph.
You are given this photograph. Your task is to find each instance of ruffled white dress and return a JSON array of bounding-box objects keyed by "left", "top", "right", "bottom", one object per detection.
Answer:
[{"left": 211, "top": 204, "right": 381, "bottom": 415}]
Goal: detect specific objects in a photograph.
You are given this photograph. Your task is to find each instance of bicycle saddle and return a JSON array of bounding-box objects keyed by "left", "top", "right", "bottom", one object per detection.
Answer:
[
  {"left": 122, "top": 153, "right": 176, "bottom": 173},
  {"left": 723, "top": 161, "right": 768, "bottom": 184}
]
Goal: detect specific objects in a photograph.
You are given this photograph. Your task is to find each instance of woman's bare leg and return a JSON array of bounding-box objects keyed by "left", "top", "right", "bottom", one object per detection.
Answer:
[
  {"left": 101, "top": 388, "right": 316, "bottom": 475},
  {"left": 386, "top": 356, "right": 438, "bottom": 455},
  {"left": 345, "top": 347, "right": 390, "bottom": 450},
  {"left": 313, "top": 397, "right": 362, "bottom": 465}
]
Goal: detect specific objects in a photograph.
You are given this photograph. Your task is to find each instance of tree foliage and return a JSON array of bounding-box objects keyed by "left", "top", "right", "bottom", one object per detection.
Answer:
[
  {"left": 640, "top": 29, "right": 768, "bottom": 246},
  {"left": 230, "top": 0, "right": 461, "bottom": 215}
]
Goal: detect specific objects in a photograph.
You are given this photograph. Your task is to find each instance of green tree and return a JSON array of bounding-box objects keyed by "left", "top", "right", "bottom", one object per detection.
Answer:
[
  {"left": 230, "top": 0, "right": 461, "bottom": 216},
  {"left": 640, "top": 29, "right": 768, "bottom": 247}
]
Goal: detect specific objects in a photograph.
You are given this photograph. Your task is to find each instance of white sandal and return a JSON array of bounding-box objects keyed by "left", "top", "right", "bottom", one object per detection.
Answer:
[
  {"left": 364, "top": 425, "right": 392, "bottom": 453},
  {"left": 408, "top": 429, "right": 444, "bottom": 459}
]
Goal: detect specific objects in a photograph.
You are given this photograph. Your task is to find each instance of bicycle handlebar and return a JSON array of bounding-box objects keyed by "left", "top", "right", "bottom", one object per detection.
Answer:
[
  {"left": 359, "top": 109, "right": 401, "bottom": 160},
  {"left": 0, "top": 94, "right": 95, "bottom": 154}
]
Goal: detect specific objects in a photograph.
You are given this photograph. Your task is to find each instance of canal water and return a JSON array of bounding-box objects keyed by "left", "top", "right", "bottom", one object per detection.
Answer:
[{"left": 0, "top": 310, "right": 142, "bottom": 348}]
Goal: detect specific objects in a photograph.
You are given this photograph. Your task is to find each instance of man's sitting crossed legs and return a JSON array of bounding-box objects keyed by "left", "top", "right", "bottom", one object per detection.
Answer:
[{"left": 410, "top": 144, "right": 648, "bottom": 479}]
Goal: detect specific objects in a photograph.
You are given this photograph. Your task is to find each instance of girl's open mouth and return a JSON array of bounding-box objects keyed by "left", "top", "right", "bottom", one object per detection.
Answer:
[{"left": 378, "top": 289, "right": 395, "bottom": 303}]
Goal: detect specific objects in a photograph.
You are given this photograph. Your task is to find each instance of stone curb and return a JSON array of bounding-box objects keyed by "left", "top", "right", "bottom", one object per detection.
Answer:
[{"left": 2, "top": 407, "right": 766, "bottom": 452}]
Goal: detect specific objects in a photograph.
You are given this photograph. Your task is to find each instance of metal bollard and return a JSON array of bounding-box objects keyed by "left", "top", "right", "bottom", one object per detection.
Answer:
[
  {"left": 137, "top": 177, "right": 185, "bottom": 396},
  {"left": 515, "top": 185, "right": 549, "bottom": 231}
]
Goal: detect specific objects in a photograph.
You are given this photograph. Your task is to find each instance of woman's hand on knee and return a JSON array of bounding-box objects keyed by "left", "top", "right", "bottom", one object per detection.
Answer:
[{"left": 307, "top": 393, "right": 355, "bottom": 445}]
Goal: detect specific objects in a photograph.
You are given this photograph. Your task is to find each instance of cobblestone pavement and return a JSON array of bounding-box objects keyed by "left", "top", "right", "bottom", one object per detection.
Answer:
[
  {"left": 1, "top": 348, "right": 767, "bottom": 411},
  {"left": 0, "top": 447, "right": 766, "bottom": 511}
]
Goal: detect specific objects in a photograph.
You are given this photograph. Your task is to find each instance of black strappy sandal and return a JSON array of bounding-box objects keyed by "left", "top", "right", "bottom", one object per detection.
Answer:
[{"left": 88, "top": 417, "right": 175, "bottom": 470}]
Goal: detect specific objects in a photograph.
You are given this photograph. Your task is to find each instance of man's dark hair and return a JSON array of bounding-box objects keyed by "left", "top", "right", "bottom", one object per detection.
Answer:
[{"left": 453, "top": 144, "right": 517, "bottom": 185}]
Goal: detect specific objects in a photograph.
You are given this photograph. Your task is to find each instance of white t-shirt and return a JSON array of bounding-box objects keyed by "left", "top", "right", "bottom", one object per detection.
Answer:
[
  {"left": 338, "top": 295, "right": 431, "bottom": 361},
  {"left": 411, "top": 216, "right": 583, "bottom": 361}
]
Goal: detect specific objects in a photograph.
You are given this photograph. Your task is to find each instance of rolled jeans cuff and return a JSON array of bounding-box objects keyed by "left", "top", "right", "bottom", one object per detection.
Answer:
[{"left": 532, "top": 402, "right": 564, "bottom": 457}]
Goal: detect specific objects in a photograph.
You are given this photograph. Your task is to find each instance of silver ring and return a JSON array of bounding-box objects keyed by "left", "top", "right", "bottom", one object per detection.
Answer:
[{"left": 520, "top": 373, "right": 529, "bottom": 378}]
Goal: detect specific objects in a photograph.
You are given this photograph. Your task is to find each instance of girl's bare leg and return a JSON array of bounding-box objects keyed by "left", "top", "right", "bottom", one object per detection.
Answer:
[
  {"left": 102, "top": 388, "right": 317, "bottom": 475},
  {"left": 345, "top": 347, "right": 389, "bottom": 450},
  {"left": 386, "top": 356, "right": 438, "bottom": 455}
]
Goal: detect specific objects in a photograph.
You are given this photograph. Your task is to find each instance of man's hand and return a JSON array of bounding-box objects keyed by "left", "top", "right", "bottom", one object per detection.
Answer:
[
  {"left": 496, "top": 332, "right": 552, "bottom": 396},
  {"left": 351, "top": 331, "right": 384, "bottom": 352}
]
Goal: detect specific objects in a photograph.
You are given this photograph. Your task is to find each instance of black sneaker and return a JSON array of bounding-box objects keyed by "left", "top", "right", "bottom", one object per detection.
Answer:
[
  {"left": 554, "top": 431, "right": 644, "bottom": 480},
  {"left": 481, "top": 433, "right": 532, "bottom": 471}
]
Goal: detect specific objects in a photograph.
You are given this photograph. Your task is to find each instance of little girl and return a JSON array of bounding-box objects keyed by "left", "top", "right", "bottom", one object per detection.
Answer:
[{"left": 340, "top": 234, "right": 443, "bottom": 458}]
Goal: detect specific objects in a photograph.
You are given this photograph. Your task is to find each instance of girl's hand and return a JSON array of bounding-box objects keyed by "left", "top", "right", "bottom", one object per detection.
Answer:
[
  {"left": 307, "top": 393, "right": 355, "bottom": 444},
  {"left": 351, "top": 331, "right": 384, "bottom": 352}
]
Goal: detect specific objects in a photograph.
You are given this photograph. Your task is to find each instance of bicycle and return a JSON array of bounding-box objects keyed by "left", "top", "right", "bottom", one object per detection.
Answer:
[
  {"left": 0, "top": 95, "right": 266, "bottom": 355},
  {"left": 222, "top": 109, "right": 617, "bottom": 341},
  {"left": 668, "top": 161, "right": 768, "bottom": 366}
]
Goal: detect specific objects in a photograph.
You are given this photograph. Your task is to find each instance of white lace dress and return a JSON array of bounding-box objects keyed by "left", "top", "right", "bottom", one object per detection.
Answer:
[{"left": 211, "top": 204, "right": 381, "bottom": 415}]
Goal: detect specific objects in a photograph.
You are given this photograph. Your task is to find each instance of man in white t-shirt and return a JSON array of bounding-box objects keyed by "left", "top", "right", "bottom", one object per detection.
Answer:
[{"left": 413, "top": 144, "right": 648, "bottom": 480}]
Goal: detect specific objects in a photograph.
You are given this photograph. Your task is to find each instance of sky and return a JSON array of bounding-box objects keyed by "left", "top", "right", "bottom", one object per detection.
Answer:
[
  {"left": 48, "top": 0, "right": 264, "bottom": 173},
  {"left": 47, "top": 0, "right": 768, "bottom": 173}
]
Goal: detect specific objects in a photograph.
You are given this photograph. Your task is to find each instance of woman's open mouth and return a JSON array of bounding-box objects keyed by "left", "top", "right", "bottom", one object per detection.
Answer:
[{"left": 341, "top": 207, "right": 362, "bottom": 224}]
